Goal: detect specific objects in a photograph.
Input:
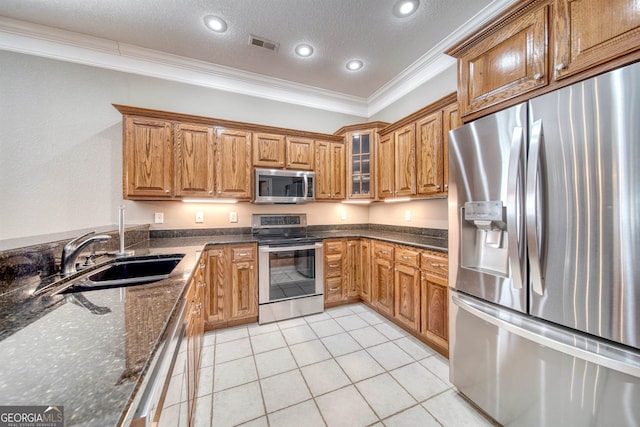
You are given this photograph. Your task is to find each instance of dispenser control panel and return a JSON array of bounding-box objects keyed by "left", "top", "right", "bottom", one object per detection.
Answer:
[{"left": 464, "top": 201, "right": 503, "bottom": 221}]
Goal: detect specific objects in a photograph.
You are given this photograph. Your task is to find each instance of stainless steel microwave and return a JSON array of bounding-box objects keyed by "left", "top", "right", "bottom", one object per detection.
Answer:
[{"left": 254, "top": 168, "right": 315, "bottom": 204}]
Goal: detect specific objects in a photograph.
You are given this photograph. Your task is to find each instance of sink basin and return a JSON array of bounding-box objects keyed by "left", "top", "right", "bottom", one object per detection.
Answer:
[{"left": 60, "top": 254, "right": 185, "bottom": 293}]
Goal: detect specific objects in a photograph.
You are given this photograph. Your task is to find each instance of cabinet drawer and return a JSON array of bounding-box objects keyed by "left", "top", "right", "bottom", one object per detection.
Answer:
[
  {"left": 325, "top": 276, "right": 343, "bottom": 301},
  {"left": 231, "top": 245, "right": 256, "bottom": 261},
  {"left": 324, "top": 239, "right": 344, "bottom": 254},
  {"left": 395, "top": 246, "right": 420, "bottom": 267},
  {"left": 325, "top": 253, "right": 343, "bottom": 278},
  {"left": 373, "top": 241, "right": 394, "bottom": 260},
  {"left": 421, "top": 251, "right": 448, "bottom": 277}
]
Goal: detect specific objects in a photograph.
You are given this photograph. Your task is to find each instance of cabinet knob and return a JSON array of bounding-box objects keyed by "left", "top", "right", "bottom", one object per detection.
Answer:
[
  {"left": 444, "top": 184, "right": 448, "bottom": 189},
  {"left": 555, "top": 63, "right": 567, "bottom": 72},
  {"left": 165, "top": 189, "right": 170, "bottom": 193},
  {"left": 209, "top": 191, "right": 213, "bottom": 195},
  {"left": 533, "top": 73, "right": 544, "bottom": 81},
  {"left": 435, "top": 185, "right": 441, "bottom": 189}
]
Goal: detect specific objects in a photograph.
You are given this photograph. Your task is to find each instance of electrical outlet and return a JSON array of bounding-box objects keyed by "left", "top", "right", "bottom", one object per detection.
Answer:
[
  {"left": 154, "top": 212, "right": 164, "bottom": 224},
  {"left": 229, "top": 211, "right": 238, "bottom": 223},
  {"left": 340, "top": 210, "right": 347, "bottom": 221},
  {"left": 404, "top": 210, "right": 411, "bottom": 221},
  {"left": 195, "top": 211, "right": 204, "bottom": 223}
]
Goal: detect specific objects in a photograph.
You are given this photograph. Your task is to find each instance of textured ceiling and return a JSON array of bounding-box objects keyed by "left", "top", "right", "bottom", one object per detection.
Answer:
[{"left": 0, "top": 0, "right": 497, "bottom": 98}]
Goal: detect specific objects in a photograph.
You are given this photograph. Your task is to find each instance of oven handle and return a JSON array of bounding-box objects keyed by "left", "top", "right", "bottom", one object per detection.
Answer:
[{"left": 259, "top": 242, "right": 322, "bottom": 253}]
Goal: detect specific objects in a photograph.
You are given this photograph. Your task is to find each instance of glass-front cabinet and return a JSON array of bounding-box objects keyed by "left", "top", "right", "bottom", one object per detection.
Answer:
[
  {"left": 347, "top": 130, "right": 373, "bottom": 198},
  {"left": 336, "top": 122, "right": 388, "bottom": 201}
]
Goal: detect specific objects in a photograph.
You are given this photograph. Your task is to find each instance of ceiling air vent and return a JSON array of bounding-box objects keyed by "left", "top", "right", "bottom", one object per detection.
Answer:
[{"left": 249, "top": 35, "right": 279, "bottom": 52}]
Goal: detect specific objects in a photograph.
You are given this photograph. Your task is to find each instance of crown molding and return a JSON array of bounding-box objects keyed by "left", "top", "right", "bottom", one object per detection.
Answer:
[{"left": 0, "top": 0, "right": 515, "bottom": 119}]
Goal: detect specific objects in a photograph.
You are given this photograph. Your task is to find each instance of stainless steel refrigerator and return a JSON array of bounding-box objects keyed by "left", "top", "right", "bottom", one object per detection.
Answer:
[{"left": 448, "top": 61, "right": 640, "bottom": 426}]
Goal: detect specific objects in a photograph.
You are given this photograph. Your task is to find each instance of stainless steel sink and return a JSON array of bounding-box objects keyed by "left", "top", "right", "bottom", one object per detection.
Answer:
[{"left": 59, "top": 254, "right": 185, "bottom": 293}]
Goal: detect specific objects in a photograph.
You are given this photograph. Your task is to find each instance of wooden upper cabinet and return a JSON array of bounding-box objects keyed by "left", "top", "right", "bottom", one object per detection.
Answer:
[
  {"left": 286, "top": 137, "right": 315, "bottom": 170},
  {"left": 124, "top": 116, "right": 173, "bottom": 198},
  {"left": 346, "top": 130, "right": 375, "bottom": 199},
  {"left": 253, "top": 133, "right": 286, "bottom": 168},
  {"left": 553, "top": 0, "right": 640, "bottom": 80},
  {"left": 416, "top": 112, "right": 443, "bottom": 196},
  {"left": 442, "top": 102, "right": 461, "bottom": 192},
  {"left": 315, "top": 141, "right": 345, "bottom": 200},
  {"left": 174, "top": 123, "right": 215, "bottom": 197},
  {"left": 376, "top": 133, "right": 395, "bottom": 199},
  {"left": 451, "top": 3, "right": 548, "bottom": 117},
  {"left": 215, "top": 128, "right": 252, "bottom": 199},
  {"left": 394, "top": 124, "right": 416, "bottom": 197}
]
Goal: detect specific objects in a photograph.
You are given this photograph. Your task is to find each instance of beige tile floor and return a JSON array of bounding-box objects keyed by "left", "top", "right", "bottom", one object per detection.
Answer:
[{"left": 159, "top": 303, "right": 496, "bottom": 427}]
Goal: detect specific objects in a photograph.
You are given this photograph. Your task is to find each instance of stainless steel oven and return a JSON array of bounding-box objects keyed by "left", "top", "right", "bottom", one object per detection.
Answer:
[{"left": 252, "top": 214, "right": 324, "bottom": 324}]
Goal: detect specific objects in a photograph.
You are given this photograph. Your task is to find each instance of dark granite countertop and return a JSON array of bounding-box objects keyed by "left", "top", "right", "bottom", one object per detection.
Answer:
[{"left": 0, "top": 229, "right": 446, "bottom": 426}]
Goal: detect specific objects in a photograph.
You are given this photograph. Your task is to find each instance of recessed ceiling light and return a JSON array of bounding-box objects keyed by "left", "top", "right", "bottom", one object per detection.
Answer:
[
  {"left": 393, "top": 0, "right": 419, "bottom": 17},
  {"left": 203, "top": 15, "right": 227, "bottom": 33},
  {"left": 346, "top": 59, "right": 364, "bottom": 71},
  {"left": 295, "top": 44, "right": 314, "bottom": 57}
]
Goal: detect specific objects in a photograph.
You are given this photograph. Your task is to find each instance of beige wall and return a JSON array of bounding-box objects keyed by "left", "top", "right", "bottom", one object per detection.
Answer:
[{"left": 0, "top": 50, "right": 451, "bottom": 242}]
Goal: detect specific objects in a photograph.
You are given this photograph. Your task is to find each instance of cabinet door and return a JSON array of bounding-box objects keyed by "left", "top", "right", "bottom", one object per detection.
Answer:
[
  {"left": 394, "top": 124, "right": 416, "bottom": 197},
  {"left": 376, "top": 133, "right": 395, "bottom": 198},
  {"left": 124, "top": 116, "right": 173, "bottom": 198},
  {"left": 416, "top": 112, "right": 443, "bottom": 195},
  {"left": 253, "top": 133, "right": 286, "bottom": 168},
  {"left": 422, "top": 274, "right": 449, "bottom": 350},
  {"left": 345, "top": 240, "right": 360, "bottom": 298},
  {"left": 286, "top": 137, "right": 315, "bottom": 170},
  {"left": 315, "top": 141, "right": 333, "bottom": 200},
  {"left": 360, "top": 239, "right": 372, "bottom": 302},
  {"left": 394, "top": 263, "right": 421, "bottom": 331},
  {"left": 230, "top": 260, "right": 257, "bottom": 319},
  {"left": 554, "top": 0, "right": 640, "bottom": 80},
  {"left": 215, "top": 128, "right": 252, "bottom": 199},
  {"left": 372, "top": 256, "right": 394, "bottom": 316},
  {"left": 442, "top": 102, "right": 461, "bottom": 193},
  {"left": 330, "top": 142, "right": 346, "bottom": 200},
  {"left": 457, "top": 5, "right": 548, "bottom": 116},
  {"left": 175, "top": 123, "right": 215, "bottom": 197},
  {"left": 205, "top": 248, "right": 225, "bottom": 326},
  {"left": 347, "top": 130, "right": 374, "bottom": 199}
]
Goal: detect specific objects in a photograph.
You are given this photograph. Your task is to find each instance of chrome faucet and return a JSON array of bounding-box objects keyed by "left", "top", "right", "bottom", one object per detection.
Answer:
[{"left": 61, "top": 231, "right": 111, "bottom": 276}]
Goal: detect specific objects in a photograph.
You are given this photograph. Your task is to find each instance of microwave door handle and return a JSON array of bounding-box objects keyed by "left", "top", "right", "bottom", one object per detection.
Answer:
[{"left": 303, "top": 175, "right": 308, "bottom": 198}]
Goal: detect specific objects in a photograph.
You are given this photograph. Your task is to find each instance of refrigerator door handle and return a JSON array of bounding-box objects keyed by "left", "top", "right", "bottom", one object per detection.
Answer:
[
  {"left": 527, "top": 120, "right": 544, "bottom": 295},
  {"left": 506, "top": 126, "right": 525, "bottom": 289}
]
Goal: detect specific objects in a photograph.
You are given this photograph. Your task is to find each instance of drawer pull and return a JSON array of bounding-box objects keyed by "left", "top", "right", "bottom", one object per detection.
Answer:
[
  {"left": 400, "top": 255, "right": 412, "bottom": 260},
  {"left": 329, "top": 287, "right": 340, "bottom": 291},
  {"left": 328, "top": 263, "right": 340, "bottom": 268},
  {"left": 380, "top": 250, "right": 389, "bottom": 255},
  {"left": 430, "top": 262, "right": 442, "bottom": 268},
  {"left": 237, "top": 252, "right": 249, "bottom": 257}
]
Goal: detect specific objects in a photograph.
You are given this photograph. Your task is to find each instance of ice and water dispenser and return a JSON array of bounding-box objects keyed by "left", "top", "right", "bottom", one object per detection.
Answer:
[{"left": 460, "top": 201, "right": 509, "bottom": 277}]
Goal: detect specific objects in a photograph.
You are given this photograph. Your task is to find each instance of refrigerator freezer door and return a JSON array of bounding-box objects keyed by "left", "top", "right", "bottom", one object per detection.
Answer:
[
  {"left": 528, "top": 61, "right": 640, "bottom": 349},
  {"left": 450, "top": 291, "right": 640, "bottom": 426},
  {"left": 449, "top": 103, "right": 528, "bottom": 313}
]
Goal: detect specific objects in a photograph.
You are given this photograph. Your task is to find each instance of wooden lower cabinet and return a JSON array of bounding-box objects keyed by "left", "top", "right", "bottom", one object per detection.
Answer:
[
  {"left": 371, "top": 241, "right": 395, "bottom": 316},
  {"left": 394, "top": 246, "right": 422, "bottom": 331},
  {"left": 204, "top": 243, "right": 258, "bottom": 329},
  {"left": 186, "top": 256, "right": 205, "bottom": 427},
  {"left": 420, "top": 251, "right": 449, "bottom": 353},
  {"left": 359, "top": 239, "right": 372, "bottom": 302}
]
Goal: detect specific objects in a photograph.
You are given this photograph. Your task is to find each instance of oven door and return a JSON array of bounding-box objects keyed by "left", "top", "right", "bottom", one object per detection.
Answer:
[{"left": 258, "top": 242, "right": 323, "bottom": 304}]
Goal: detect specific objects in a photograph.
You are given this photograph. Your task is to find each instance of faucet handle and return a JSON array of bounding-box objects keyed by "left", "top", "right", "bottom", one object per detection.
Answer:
[{"left": 64, "top": 231, "right": 96, "bottom": 252}]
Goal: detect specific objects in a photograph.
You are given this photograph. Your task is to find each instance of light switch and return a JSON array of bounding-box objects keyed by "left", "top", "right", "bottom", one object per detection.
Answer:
[
  {"left": 405, "top": 210, "right": 411, "bottom": 221},
  {"left": 340, "top": 210, "right": 347, "bottom": 221},
  {"left": 195, "top": 212, "right": 204, "bottom": 223}
]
